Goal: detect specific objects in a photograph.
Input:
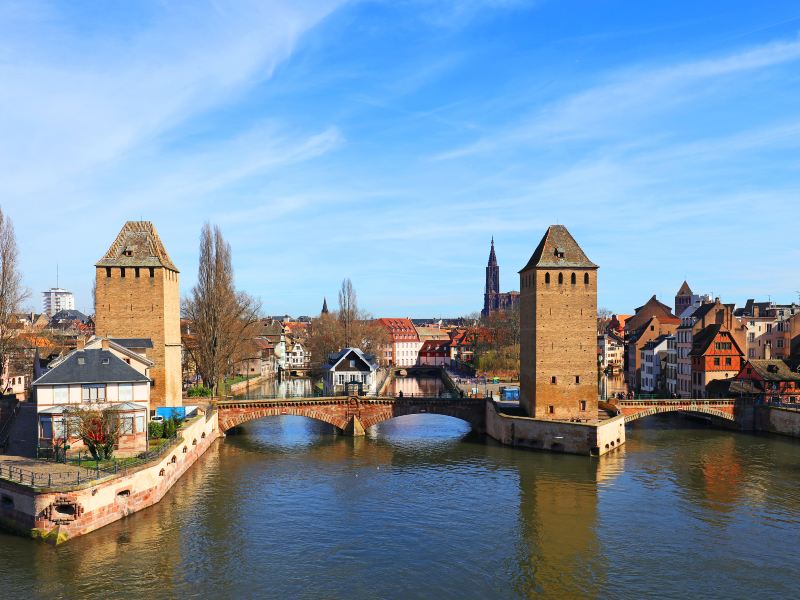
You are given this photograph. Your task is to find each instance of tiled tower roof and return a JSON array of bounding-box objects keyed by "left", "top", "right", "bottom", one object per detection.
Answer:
[
  {"left": 520, "top": 225, "right": 597, "bottom": 271},
  {"left": 96, "top": 221, "right": 178, "bottom": 271}
]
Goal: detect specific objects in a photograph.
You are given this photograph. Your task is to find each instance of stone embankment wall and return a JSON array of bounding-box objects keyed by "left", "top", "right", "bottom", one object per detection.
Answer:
[
  {"left": 485, "top": 402, "right": 625, "bottom": 456},
  {"left": 755, "top": 406, "right": 800, "bottom": 438},
  {"left": 0, "top": 411, "right": 220, "bottom": 544},
  {"left": 228, "top": 375, "right": 268, "bottom": 395}
]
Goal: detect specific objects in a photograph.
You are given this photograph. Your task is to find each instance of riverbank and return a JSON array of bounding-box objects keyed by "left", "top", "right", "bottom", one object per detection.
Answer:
[{"left": 0, "top": 408, "right": 221, "bottom": 544}]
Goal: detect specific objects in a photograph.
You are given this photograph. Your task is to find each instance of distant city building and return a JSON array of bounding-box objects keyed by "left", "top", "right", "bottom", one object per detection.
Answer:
[
  {"left": 640, "top": 334, "right": 671, "bottom": 394},
  {"left": 624, "top": 295, "right": 679, "bottom": 391},
  {"left": 598, "top": 332, "right": 624, "bottom": 371},
  {"left": 42, "top": 287, "right": 75, "bottom": 318},
  {"left": 689, "top": 324, "right": 744, "bottom": 398},
  {"left": 481, "top": 238, "right": 520, "bottom": 318},
  {"left": 377, "top": 318, "right": 421, "bottom": 367},
  {"left": 323, "top": 348, "right": 378, "bottom": 396},
  {"left": 736, "top": 300, "right": 800, "bottom": 360},
  {"left": 417, "top": 340, "right": 451, "bottom": 367}
]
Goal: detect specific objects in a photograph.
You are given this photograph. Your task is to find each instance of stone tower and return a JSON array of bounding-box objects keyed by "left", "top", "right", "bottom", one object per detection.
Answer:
[
  {"left": 518, "top": 225, "right": 598, "bottom": 420},
  {"left": 675, "top": 280, "right": 693, "bottom": 317},
  {"left": 95, "top": 221, "right": 182, "bottom": 408},
  {"left": 482, "top": 237, "right": 500, "bottom": 318}
]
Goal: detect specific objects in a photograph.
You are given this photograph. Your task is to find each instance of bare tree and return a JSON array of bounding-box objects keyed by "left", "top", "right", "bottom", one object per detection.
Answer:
[
  {"left": 338, "top": 278, "right": 358, "bottom": 347},
  {"left": 0, "top": 207, "right": 29, "bottom": 387},
  {"left": 181, "top": 224, "right": 261, "bottom": 395}
]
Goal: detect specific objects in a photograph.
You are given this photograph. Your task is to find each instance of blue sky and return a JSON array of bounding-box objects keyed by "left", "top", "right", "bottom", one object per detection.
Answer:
[{"left": 2, "top": 1, "right": 800, "bottom": 318}]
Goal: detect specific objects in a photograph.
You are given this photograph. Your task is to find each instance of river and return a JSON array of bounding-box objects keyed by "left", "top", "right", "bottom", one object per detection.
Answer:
[{"left": 2, "top": 414, "right": 799, "bottom": 599}]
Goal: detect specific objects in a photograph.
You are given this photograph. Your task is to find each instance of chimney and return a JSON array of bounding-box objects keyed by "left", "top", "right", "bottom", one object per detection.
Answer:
[
  {"left": 101, "top": 338, "right": 109, "bottom": 350},
  {"left": 76, "top": 337, "right": 85, "bottom": 350}
]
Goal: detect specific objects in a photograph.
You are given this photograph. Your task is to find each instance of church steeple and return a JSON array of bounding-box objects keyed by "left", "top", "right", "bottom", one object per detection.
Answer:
[
  {"left": 488, "top": 236, "right": 497, "bottom": 266},
  {"left": 482, "top": 237, "right": 500, "bottom": 318},
  {"left": 321, "top": 297, "right": 329, "bottom": 315}
]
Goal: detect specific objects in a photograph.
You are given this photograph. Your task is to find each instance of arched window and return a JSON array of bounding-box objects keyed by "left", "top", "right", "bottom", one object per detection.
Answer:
[
  {"left": 558, "top": 273, "right": 563, "bottom": 285},
  {"left": 584, "top": 273, "right": 590, "bottom": 285},
  {"left": 545, "top": 273, "right": 550, "bottom": 285},
  {"left": 571, "top": 273, "right": 576, "bottom": 285}
]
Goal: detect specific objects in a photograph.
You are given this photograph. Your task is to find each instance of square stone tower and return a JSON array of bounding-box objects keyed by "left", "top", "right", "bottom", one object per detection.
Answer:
[
  {"left": 519, "top": 225, "right": 598, "bottom": 420},
  {"left": 95, "top": 221, "right": 182, "bottom": 408}
]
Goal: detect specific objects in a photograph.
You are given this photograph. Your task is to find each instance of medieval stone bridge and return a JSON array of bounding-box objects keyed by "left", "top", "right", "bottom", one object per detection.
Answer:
[
  {"left": 611, "top": 398, "right": 754, "bottom": 428},
  {"left": 215, "top": 396, "right": 488, "bottom": 436}
]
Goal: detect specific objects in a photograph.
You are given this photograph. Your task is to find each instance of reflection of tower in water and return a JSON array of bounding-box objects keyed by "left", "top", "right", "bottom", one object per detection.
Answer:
[{"left": 514, "top": 452, "right": 624, "bottom": 597}]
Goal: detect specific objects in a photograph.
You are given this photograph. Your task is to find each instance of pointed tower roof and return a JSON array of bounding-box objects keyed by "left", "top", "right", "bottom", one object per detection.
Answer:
[
  {"left": 96, "top": 221, "right": 178, "bottom": 271},
  {"left": 520, "top": 225, "right": 597, "bottom": 271},
  {"left": 321, "top": 297, "right": 329, "bottom": 314},
  {"left": 487, "top": 237, "right": 498, "bottom": 266},
  {"left": 677, "top": 280, "right": 693, "bottom": 295}
]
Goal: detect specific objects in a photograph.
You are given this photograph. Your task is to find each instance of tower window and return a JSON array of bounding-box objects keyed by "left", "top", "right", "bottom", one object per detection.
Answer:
[
  {"left": 571, "top": 273, "right": 576, "bottom": 285},
  {"left": 558, "top": 273, "right": 563, "bottom": 285},
  {"left": 545, "top": 273, "right": 550, "bottom": 285},
  {"left": 580, "top": 400, "right": 587, "bottom": 411},
  {"left": 105, "top": 267, "right": 111, "bottom": 278},
  {"left": 575, "top": 375, "right": 580, "bottom": 384},
  {"left": 551, "top": 376, "right": 557, "bottom": 384},
  {"left": 149, "top": 268, "right": 155, "bottom": 277},
  {"left": 135, "top": 267, "right": 140, "bottom": 278},
  {"left": 548, "top": 405, "right": 555, "bottom": 414},
  {"left": 120, "top": 268, "right": 125, "bottom": 278},
  {"left": 584, "top": 273, "right": 589, "bottom": 285}
]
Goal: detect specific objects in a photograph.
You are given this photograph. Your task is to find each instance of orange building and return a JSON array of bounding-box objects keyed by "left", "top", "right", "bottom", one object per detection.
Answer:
[{"left": 689, "top": 324, "right": 744, "bottom": 398}]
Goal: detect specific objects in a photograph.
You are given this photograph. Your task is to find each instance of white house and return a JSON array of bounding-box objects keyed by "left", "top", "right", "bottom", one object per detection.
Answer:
[
  {"left": 286, "top": 340, "right": 310, "bottom": 371},
  {"left": 323, "top": 348, "right": 378, "bottom": 396},
  {"left": 32, "top": 338, "right": 154, "bottom": 455},
  {"left": 640, "top": 335, "right": 671, "bottom": 394}
]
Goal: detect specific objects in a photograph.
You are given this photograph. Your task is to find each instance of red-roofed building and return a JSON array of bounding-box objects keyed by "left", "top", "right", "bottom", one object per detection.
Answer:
[
  {"left": 417, "top": 340, "right": 451, "bottom": 367},
  {"left": 377, "top": 318, "right": 421, "bottom": 367}
]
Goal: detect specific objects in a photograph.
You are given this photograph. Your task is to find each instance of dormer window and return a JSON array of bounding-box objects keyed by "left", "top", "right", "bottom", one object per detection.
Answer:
[
  {"left": 555, "top": 247, "right": 565, "bottom": 259},
  {"left": 101, "top": 358, "right": 110, "bottom": 365},
  {"left": 123, "top": 247, "right": 133, "bottom": 257},
  {"left": 77, "top": 357, "right": 85, "bottom": 365}
]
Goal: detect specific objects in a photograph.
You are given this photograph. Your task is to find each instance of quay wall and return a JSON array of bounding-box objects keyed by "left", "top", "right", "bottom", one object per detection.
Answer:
[
  {"left": 485, "top": 402, "right": 625, "bottom": 456},
  {"left": 228, "top": 375, "right": 268, "bottom": 395},
  {"left": 0, "top": 410, "right": 220, "bottom": 544},
  {"left": 755, "top": 406, "right": 800, "bottom": 438}
]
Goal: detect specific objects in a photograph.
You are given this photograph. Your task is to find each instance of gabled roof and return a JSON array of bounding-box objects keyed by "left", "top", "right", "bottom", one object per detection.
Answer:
[
  {"left": 744, "top": 359, "right": 800, "bottom": 382},
  {"left": 110, "top": 338, "right": 153, "bottom": 349},
  {"left": 327, "top": 347, "right": 377, "bottom": 372},
  {"left": 688, "top": 324, "right": 742, "bottom": 357},
  {"left": 520, "top": 225, "right": 597, "bottom": 271},
  {"left": 84, "top": 337, "right": 155, "bottom": 367},
  {"left": 677, "top": 280, "right": 693, "bottom": 295},
  {"left": 634, "top": 295, "right": 673, "bottom": 315},
  {"left": 32, "top": 348, "right": 151, "bottom": 386},
  {"left": 96, "top": 221, "right": 178, "bottom": 271}
]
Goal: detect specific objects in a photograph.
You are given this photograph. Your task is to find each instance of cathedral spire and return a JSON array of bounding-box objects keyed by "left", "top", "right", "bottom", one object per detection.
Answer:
[
  {"left": 488, "top": 236, "right": 497, "bottom": 266},
  {"left": 321, "top": 297, "right": 329, "bottom": 315}
]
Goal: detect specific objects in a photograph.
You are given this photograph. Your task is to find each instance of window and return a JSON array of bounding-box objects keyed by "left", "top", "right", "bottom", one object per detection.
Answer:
[
  {"left": 105, "top": 267, "right": 111, "bottom": 278},
  {"left": 749, "top": 332, "right": 755, "bottom": 342},
  {"left": 53, "top": 385, "right": 69, "bottom": 404},
  {"left": 766, "top": 324, "right": 772, "bottom": 333},
  {"left": 558, "top": 273, "right": 563, "bottom": 285},
  {"left": 82, "top": 384, "right": 106, "bottom": 402},
  {"left": 548, "top": 405, "right": 555, "bottom": 414},
  {"left": 135, "top": 414, "right": 144, "bottom": 433},
  {"left": 120, "top": 417, "right": 134, "bottom": 434},
  {"left": 575, "top": 375, "right": 580, "bottom": 384},
  {"left": 777, "top": 338, "right": 785, "bottom": 348},
  {"left": 40, "top": 417, "right": 53, "bottom": 439},
  {"left": 545, "top": 273, "right": 550, "bottom": 285},
  {"left": 53, "top": 417, "right": 65, "bottom": 438},
  {"left": 580, "top": 400, "right": 587, "bottom": 411},
  {"left": 551, "top": 376, "right": 557, "bottom": 384},
  {"left": 149, "top": 267, "right": 155, "bottom": 277},
  {"left": 725, "top": 357, "right": 732, "bottom": 366},
  {"left": 584, "top": 273, "right": 589, "bottom": 285},
  {"left": 713, "top": 357, "right": 720, "bottom": 366},
  {"left": 119, "top": 383, "right": 133, "bottom": 401},
  {"left": 571, "top": 273, "right": 576, "bottom": 285},
  {"left": 349, "top": 359, "right": 355, "bottom": 368},
  {"left": 120, "top": 267, "right": 125, "bottom": 278},
  {"left": 135, "top": 267, "right": 140, "bottom": 278}
]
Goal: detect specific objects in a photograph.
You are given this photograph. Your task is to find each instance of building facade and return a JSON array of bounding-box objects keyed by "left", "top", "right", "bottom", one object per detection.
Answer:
[
  {"left": 519, "top": 225, "right": 598, "bottom": 421},
  {"left": 94, "top": 221, "right": 182, "bottom": 408},
  {"left": 377, "top": 318, "right": 421, "bottom": 367},
  {"left": 689, "top": 324, "right": 744, "bottom": 398},
  {"left": 482, "top": 238, "right": 520, "bottom": 318},
  {"left": 42, "top": 288, "right": 75, "bottom": 318},
  {"left": 323, "top": 348, "right": 378, "bottom": 396}
]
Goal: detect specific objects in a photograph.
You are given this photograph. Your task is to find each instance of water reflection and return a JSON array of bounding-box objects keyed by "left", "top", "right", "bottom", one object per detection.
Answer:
[
  {"left": 389, "top": 375, "right": 446, "bottom": 397},
  {"left": 239, "top": 376, "right": 314, "bottom": 398},
  {"left": 2, "top": 413, "right": 800, "bottom": 599}
]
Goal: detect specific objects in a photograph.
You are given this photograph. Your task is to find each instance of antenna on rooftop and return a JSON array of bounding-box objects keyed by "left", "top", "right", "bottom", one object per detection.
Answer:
[{"left": 56, "top": 264, "right": 59, "bottom": 289}]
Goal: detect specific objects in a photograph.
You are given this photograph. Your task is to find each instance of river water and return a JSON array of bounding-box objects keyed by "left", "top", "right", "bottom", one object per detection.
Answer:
[{"left": 2, "top": 414, "right": 799, "bottom": 599}]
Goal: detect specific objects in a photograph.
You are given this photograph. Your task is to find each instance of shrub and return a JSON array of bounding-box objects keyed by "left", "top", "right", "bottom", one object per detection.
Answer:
[
  {"left": 148, "top": 420, "right": 164, "bottom": 440},
  {"left": 187, "top": 385, "right": 213, "bottom": 398},
  {"left": 163, "top": 417, "right": 178, "bottom": 439}
]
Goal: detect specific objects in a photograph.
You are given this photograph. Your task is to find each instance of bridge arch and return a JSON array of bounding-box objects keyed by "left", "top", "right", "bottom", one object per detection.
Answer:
[{"left": 616, "top": 399, "right": 740, "bottom": 426}]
